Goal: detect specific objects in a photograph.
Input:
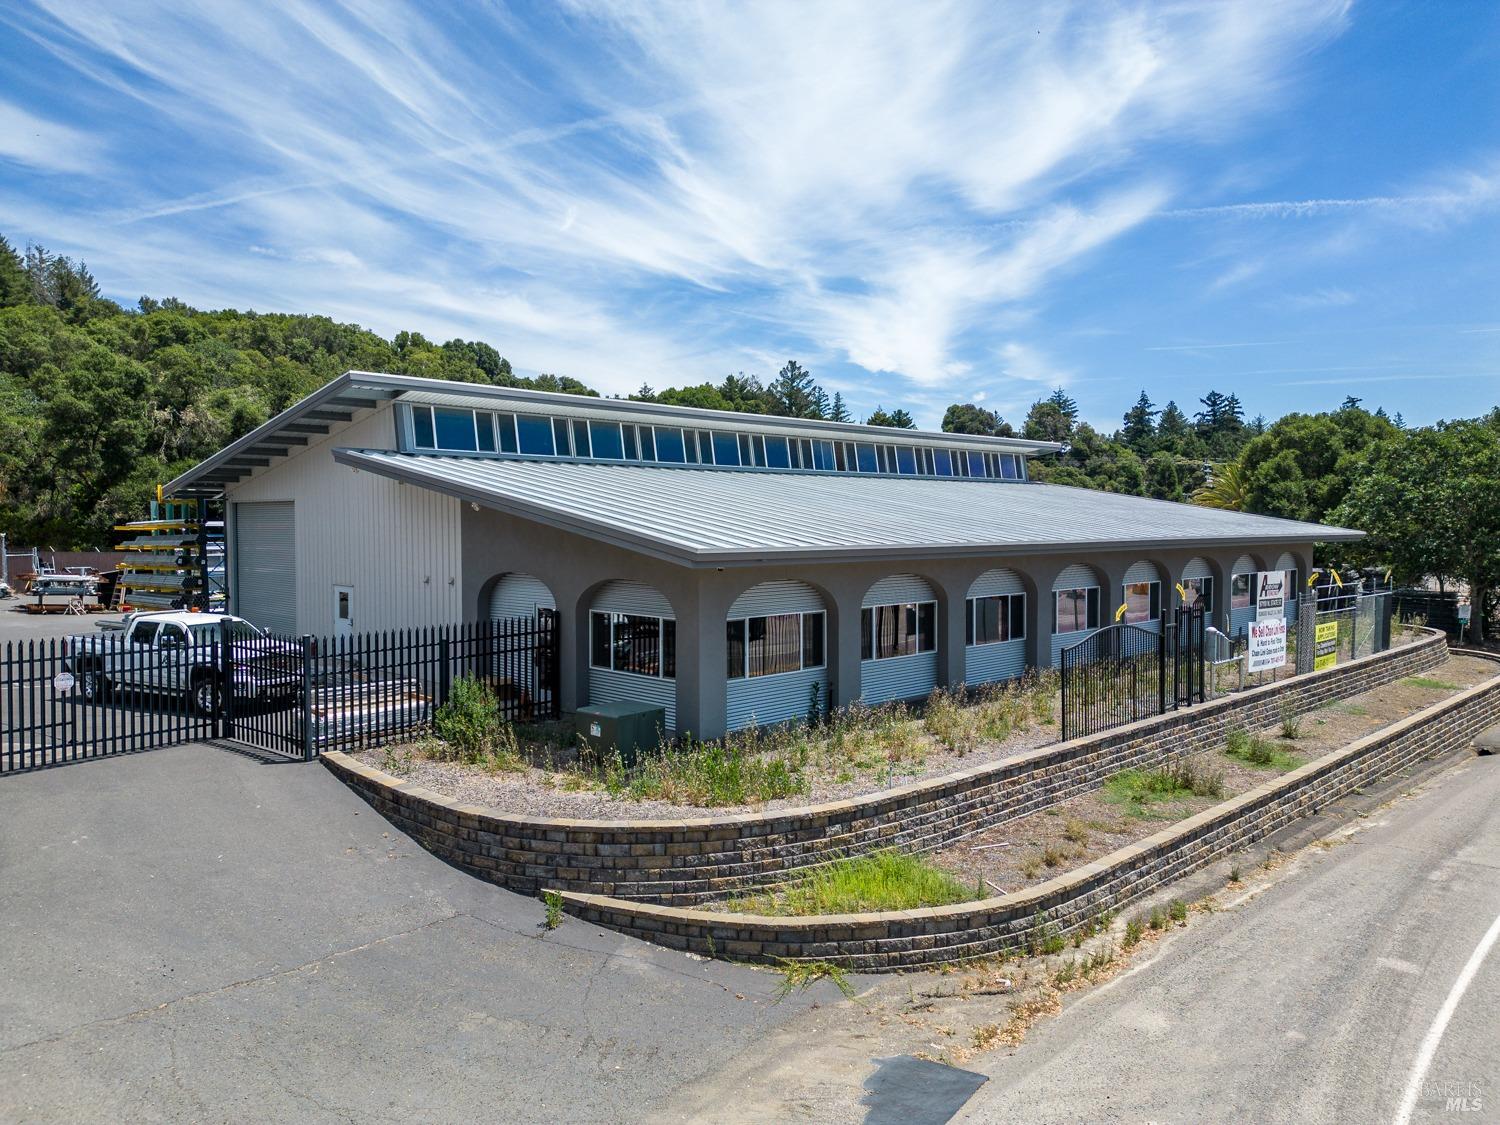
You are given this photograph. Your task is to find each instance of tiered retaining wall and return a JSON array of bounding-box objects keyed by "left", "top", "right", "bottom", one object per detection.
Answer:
[
  {"left": 323, "top": 629, "right": 1447, "bottom": 906},
  {"left": 564, "top": 648, "right": 1500, "bottom": 971}
]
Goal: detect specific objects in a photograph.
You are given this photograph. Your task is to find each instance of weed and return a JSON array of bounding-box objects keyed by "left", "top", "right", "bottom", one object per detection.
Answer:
[
  {"left": 1027, "top": 911, "right": 1066, "bottom": 956},
  {"left": 432, "top": 675, "right": 503, "bottom": 759},
  {"left": 1021, "top": 857, "right": 1043, "bottom": 880},
  {"left": 1123, "top": 918, "right": 1144, "bottom": 949},
  {"left": 1168, "top": 899, "right": 1188, "bottom": 923},
  {"left": 1084, "top": 943, "right": 1116, "bottom": 976},
  {"left": 1225, "top": 732, "right": 1305, "bottom": 773},
  {"left": 774, "top": 959, "right": 856, "bottom": 1001},
  {"left": 1403, "top": 676, "right": 1461, "bottom": 691},
  {"left": 727, "top": 850, "right": 976, "bottom": 916},
  {"left": 971, "top": 1024, "right": 1002, "bottom": 1051},
  {"left": 1041, "top": 845, "right": 1069, "bottom": 869},
  {"left": 1278, "top": 705, "right": 1303, "bottom": 740},
  {"left": 1228, "top": 865, "right": 1242, "bottom": 884},
  {"left": 1148, "top": 906, "right": 1168, "bottom": 931},
  {"left": 1063, "top": 818, "right": 1090, "bottom": 845},
  {"left": 1103, "top": 757, "right": 1223, "bottom": 816},
  {"left": 540, "top": 889, "right": 564, "bottom": 931},
  {"left": 924, "top": 688, "right": 980, "bottom": 756},
  {"left": 1053, "top": 958, "right": 1078, "bottom": 985}
]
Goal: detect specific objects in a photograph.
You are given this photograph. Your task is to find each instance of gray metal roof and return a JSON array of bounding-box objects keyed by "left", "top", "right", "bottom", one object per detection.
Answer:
[
  {"left": 332, "top": 448, "right": 1363, "bottom": 567},
  {"left": 166, "top": 370, "right": 1060, "bottom": 495}
]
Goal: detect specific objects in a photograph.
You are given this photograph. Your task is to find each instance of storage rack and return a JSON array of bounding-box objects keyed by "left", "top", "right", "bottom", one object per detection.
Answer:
[{"left": 114, "top": 499, "right": 225, "bottom": 611}]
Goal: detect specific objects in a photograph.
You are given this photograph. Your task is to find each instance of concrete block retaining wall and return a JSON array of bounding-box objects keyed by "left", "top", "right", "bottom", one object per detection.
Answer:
[
  {"left": 562, "top": 649, "right": 1500, "bottom": 972},
  {"left": 322, "top": 630, "right": 1447, "bottom": 907}
]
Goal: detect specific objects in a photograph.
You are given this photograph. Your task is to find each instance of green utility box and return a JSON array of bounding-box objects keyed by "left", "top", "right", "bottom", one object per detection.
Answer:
[{"left": 575, "top": 701, "right": 666, "bottom": 767}]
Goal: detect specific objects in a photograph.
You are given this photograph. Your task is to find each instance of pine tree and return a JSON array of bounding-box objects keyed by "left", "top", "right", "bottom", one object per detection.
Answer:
[
  {"left": 767, "top": 360, "right": 820, "bottom": 418},
  {"left": 1121, "top": 390, "right": 1157, "bottom": 449},
  {"left": 1157, "top": 400, "right": 1191, "bottom": 452},
  {"left": 829, "top": 391, "right": 852, "bottom": 423},
  {"left": 809, "top": 385, "right": 830, "bottom": 420},
  {"left": 0, "top": 235, "right": 28, "bottom": 307}
]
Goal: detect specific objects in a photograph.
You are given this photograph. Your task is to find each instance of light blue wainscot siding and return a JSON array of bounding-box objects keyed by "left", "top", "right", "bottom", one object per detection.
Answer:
[
  {"left": 1122, "top": 560, "right": 1162, "bottom": 634},
  {"left": 1229, "top": 554, "right": 1257, "bottom": 638},
  {"left": 964, "top": 568, "right": 1026, "bottom": 686},
  {"left": 1051, "top": 563, "right": 1103, "bottom": 668},
  {"left": 588, "top": 580, "right": 677, "bottom": 734},
  {"left": 725, "top": 580, "right": 829, "bottom": 731},
  {"left": 487, "top": 572, "right": 556, "bottom": 619},
  {"left": 861, "top": 573, "right": 938, "bottom": 705},
  {"left": 1276, "top": 552, "right": 1300, "bottom": 622}
]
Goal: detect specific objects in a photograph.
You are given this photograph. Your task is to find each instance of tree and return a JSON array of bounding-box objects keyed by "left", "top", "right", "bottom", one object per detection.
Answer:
[
  {"left": 1022, "top": 390, "right": 1077, "bottom": 443},
  {"left": 1156, "top": 400, "right": 1192, "bottom": 453},
  {"left": 0, "top": 236, "right": 27, "bottom": 308},
  {"left": 941, "top": 402, "right": 1011, "bottom": 436},
  {"left": 1120, "top": 390, "right": 1157, "bottom": 450},
  {"left": 1145, "top": 451, "right": 1183, "bottom": 501},
  {"left": 1335, "top": 420, "right": 1500, "bottom": 643},
  {"left": 866, "top": 406, "right": 915, "bottom": 428},
  {"left": 829, "top": 391, "right": 851, "bottom": 423},
  {"left": 1239, "top": 406, "right": 1398, "bottom": 523},
  {"left": 767, "top": 360, "right": 821, "bottom": 418},
  {"left": 1191, "top": 459, "right": 1249, "bottom": 511}
]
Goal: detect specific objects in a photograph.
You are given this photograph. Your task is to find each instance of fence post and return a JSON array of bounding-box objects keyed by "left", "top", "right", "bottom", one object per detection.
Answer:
[
  {"left": 438, "top": 630, "right": 452, "bottom": 707},
  {"left": 1157, "top": 609, "right": 1167, "bottom": 715},
  {"left": 300, "top": 635, "right": 315, "bottom": 761},
  {"left": 1060, "top": 648, "right": 1069, "bottom": 741},
  {"left": 218, "top": 617, "right": 234, "bottom": 740}
]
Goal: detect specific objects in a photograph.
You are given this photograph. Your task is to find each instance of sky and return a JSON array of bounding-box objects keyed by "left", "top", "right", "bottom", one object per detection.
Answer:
[{"left": 2, "top": 0, "right": 1498, "bottom": 431}]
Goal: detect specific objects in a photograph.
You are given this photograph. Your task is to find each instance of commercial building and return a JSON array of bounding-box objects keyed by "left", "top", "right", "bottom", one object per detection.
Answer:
[{"left": 167, "top": 372, "right": 1362, "bottom": 738}]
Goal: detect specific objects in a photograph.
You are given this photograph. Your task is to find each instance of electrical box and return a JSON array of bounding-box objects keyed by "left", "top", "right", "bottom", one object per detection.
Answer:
[{"left": 575, "top": 701, "right": 666, "bottom": 766}]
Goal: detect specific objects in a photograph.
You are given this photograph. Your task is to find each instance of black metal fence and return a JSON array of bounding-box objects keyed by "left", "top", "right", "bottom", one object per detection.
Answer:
[
  {"left": 2, "top": 616, "right": 559, "bottom": 774},
  {"left": 1060, "top": 605, "right": 1206, "bottom": 741}
]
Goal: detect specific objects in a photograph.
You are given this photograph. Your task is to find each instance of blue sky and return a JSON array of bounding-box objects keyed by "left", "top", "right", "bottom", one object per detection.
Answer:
[{"left": 2, "top": 1, "right": 1498, "bottom": 430}]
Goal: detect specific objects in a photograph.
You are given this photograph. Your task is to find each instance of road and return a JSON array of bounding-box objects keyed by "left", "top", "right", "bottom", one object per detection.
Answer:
[
  {"left": 0, "top": 744, "right": 818, "bottom": 1123},
  {"left": 959, "top": 749, "right": 1500, "bottom": 1124}
]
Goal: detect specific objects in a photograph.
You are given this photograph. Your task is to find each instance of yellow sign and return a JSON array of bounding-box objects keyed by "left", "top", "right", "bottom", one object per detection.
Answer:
[
  {"left": 1115, "top": 602, "right": 1128, "bottom": 623},
  {"left": 1331, "top": 568, "right": 1344, "bottom": 588},
  {"left": 1175, "top": 582, "right": 1187, "bottom": 601},
  {"left": 1307, "top": 571, "right": 1319, "bottom": 588},
  {"left": 1314, "top": 620, "right": 1339, "bottom": 670}
]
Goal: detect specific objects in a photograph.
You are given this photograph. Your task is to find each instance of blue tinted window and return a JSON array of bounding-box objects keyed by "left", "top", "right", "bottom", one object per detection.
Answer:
[
  {"left": 765, "top": 437, "right": 790, "bottom": 468},
  {"left": 517, "top": 415, "right": 554, "bottom": 455},
  {"left": 712, "top": 431, "right": 740, "bottom": 465},
  {"left": 856, "top": 444, "right": 878, "bottom": 473},
  {"left": 896, "top": 447, "right": 917, "bottom": 474},
  {"left": 496, "top": 413, "right": 517, "bottom": 453},
  {"left": 590, "top": 421, "right": 624, "bottom": 459},
  {"left": 934, "top": 450, "right": 953, "bottom": 476},
  {"left": 552, "top": 418, "right": 571, "bottom": 455},
  {"left": 476, "top": 414, "right": 496, "bottom": 452},
  {"left": 1001, "top": 454, "right": 1020, "bottom": 480},
  {"left": 434, "top": 408, "right": 477, "bottom": 451},
  {"left": 623, "top": 425, "right": 640, "bottom": 460},
  {"left": 815, "top": 441, "right": 835, "bottom": 470},
  {"left": 572, "top": 419, "right": 591, "bottom": 457},
  {"left": 655, "top": 428, "right": 685, "bottom": 463},
  {"left": 968, "top": 452, "right": 987, "bottom": 477},
  {"left": 412, "top": 406, "right": 436, "bottom": 448}
]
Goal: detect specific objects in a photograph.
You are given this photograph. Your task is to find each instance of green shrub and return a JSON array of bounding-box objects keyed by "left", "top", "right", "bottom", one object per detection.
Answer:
[
  {"left": 727, "top": 850, "right": 976, "bottom": 916},
  {"left": 432, "top": 675, "right": 500, "bottom": 759}
]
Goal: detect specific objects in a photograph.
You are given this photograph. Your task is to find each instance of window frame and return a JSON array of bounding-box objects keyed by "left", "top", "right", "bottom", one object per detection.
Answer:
[
  {"left": 860, "top": 600, "right": 938, "bottom": 661},
  {"left": 725, "top": 610, "right": 826, "bottom": 680},
  {"left": 589, "top": 611, "right": 676, "bottom": 680},
  {"left": 1181, "top": 576, "right": 1215, "bottom": 613},
  {"left": 1122, "top": 580, "right": 1161, "bottom": 625},
  {"left": 965, "top": 593, "right": 1027, "bottom": 646},
  {"left": 1053, "top": 586, "right": 1101, "bottom": 634}
]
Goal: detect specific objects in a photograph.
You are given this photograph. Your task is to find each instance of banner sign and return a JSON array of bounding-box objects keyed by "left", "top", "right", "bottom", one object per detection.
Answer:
[
  {"left": 1314, "top": 619, "right": 1339, "bottom": 670},
  {"left": 1247, "top": 617, "right": 1287, "bottom": 672},
  {"left": 1255, "top": 571, "right": 1287, "bottom": 621}
]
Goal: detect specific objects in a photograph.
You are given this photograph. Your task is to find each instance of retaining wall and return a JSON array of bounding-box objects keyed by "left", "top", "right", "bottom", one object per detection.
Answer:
[
  {"left": 563, "top": 648, "right": 1500, "bottom": 971},
  {"left": 322, "top": 629, "right": 1447, "bottom": 906}
]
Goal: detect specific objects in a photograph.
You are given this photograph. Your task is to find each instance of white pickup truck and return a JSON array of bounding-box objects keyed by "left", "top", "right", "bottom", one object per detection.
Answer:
[{"left": 64, "top": 611, "right": 303, "bottom": 715}]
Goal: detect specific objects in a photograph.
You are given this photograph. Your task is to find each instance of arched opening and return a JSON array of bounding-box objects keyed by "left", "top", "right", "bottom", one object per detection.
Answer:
[
  {"left": 860, "top": 573, "right": 939, "bottom": 705},
  {"left": 1121, "top": 561, "right": 1167, "bottom": 634},
  {"left": 485, "top": 572, "right": 557, "bottom": 621},
  {"left": 965, "top": 568, "right": 1027, "bottom": 685},
  {"left": 1051, "top": 563, "right": 1106, "bottom": 667},
  {"left": 1229, "top": 554, "right": 1260, "bottom": 637},
  {"left": 1275, "top": 551, "right": 1301, "bottom": 621},
  {"left": 724, "top": 580, "right": 829, "bottom": 731},
  {"left": 478, "top": 572, "right": 558, "bottom": 711},
  {"left": 587, "top": 580, "right": 677, "bottom": 732},
  {"left": 1180, "top": 557, "right": 1216, "bottom": 619}
]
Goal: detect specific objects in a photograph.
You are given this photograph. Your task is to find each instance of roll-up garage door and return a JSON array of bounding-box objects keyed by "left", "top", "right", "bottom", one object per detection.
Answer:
[{"left": 234, "top": 501, "right": 297, "bottom": 635}]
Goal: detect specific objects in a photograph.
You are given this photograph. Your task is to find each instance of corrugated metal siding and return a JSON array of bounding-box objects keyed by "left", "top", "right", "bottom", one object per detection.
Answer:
[
  {"left": 729, "top": 580, "right": 824, "bottom": 617},
  {"left": 1229, "top": 555, "right": 1257, "bottom": 636},
  {"left": 725, "top": 581, "right": 829, "bottom": 731},
  {"left": 1275, "top": 552, "right": 1299, "bottom": 618},
  {"left": 727, "top": 668, "right": 826, "bottom": 731},
  {"left": 967, "top": 568, "right": 1024, "bottom": 598},
  {"left": 488, "top": 574, "right": 556, "bottom": 619},
  {"left": 588, "top": 668, "right": 676, "bottom": 734},
  {"left": 861, "top": 652, "right": 937, "bottom": 705},
  {"left": 965, "top": 640, "right": 1026, "bottom": 686},
  {"left": 1052, "top": 563, "right": 1098, "bottom": 591},
  {"left": 234, "top": 501, "right": 296, "bottom": 634},
  {"left": 862, "top": 573, "right": 935, "bottom": 606},
  {"left": 594, "top": 580, "right": 673, "bottom": 617},
  {"left": 1051, "top": 563, "right": 1102, "bottom": 667},
  {"left": 227, "top": 408, "right": 462, "bottom": 634},
  {"left": 1123, "top": 560, "right": 1158, "bottom": 585},
  {"left": 1182, "top": 557, "right": 1213, "bottom": 580}
]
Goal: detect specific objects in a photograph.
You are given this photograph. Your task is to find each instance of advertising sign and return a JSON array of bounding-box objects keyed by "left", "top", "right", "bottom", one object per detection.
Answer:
[
  {"left": 1247, "top": 617, "right": 1287, "bottom": 672},
  {"left": 1314, "top": 619, "right": 1339, "bottom": 671},
  {"left": 1255, "top": 571, "right": 1287, "bottom": 620}
]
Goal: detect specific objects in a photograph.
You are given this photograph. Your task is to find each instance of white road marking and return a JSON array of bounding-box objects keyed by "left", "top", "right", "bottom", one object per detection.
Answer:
[{"left": 1393, "top": 907, "right": 1500, "bottom": 1125}]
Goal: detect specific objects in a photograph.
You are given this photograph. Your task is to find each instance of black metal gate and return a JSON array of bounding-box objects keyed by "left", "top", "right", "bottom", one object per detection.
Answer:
[
  {"left": 1060, "top": 604, "right": 1206, "bottom": 741},
  {"left": 3, "top": 616, "right": 561, "bottom": 773}
]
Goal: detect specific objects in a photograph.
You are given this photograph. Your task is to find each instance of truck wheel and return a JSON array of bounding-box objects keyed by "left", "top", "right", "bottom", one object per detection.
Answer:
[
  {"left": 190, "top": 675, "right": 223, "bottom": 718},
  {"left": 78, "top": 664, "right": 110, "bottom": 705}
]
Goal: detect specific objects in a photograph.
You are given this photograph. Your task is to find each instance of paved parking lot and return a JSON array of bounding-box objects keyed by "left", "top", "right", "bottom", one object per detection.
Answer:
[
  {"left": 0, "top": 603, "right": 129, "bottom": 643},
  {"left": 0, "top": 744, "right": 820, "bottom": 1123}
]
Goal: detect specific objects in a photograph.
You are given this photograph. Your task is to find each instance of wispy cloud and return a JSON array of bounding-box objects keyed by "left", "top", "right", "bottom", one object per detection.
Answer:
[{"left": 0, "top": 99, "right": 102, "bottom": 174}]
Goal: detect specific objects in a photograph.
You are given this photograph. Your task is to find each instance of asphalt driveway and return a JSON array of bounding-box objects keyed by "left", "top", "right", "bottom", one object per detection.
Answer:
[{"left": 0, "top": 744, "right": 819, "bottom": 1123}]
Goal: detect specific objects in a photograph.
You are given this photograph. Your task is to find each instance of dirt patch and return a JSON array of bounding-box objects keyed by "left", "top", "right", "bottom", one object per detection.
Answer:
[{"left": 929, "top": 653, "right": 1493, "bottom": 894}]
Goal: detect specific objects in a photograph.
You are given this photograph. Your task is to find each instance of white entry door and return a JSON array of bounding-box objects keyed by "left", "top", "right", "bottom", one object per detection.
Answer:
[{"left": 333, "top": 585, "right": 355, "bottom": 639}]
